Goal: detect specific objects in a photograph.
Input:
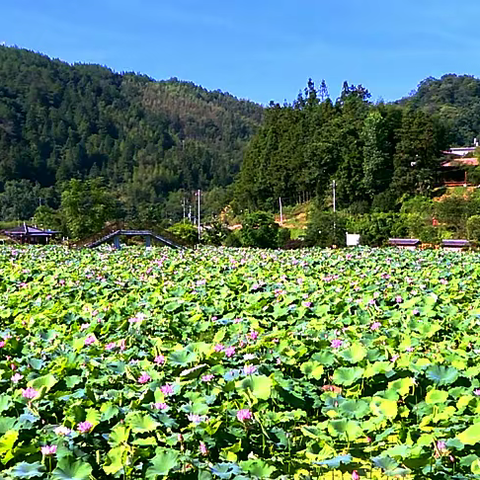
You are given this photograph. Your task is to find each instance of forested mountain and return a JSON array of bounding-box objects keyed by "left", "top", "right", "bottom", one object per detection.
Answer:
[
  {"left": 400, "top": 74, "right": 480, "bottom": 146},
  {"left": 2, "top": 44, "right": 480, "bottom": 230},
  {"left": 0, "top": 46, "right": 262, "bottom": 223},
  {"left": 236, "top": 80, "right": 448, "bottom": 212}
]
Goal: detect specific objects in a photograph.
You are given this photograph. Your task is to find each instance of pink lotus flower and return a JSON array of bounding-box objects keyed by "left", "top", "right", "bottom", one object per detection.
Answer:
[
  {"left": 437, "top": 440, "right": 447, "bottom": 452},
  {"left": 201, "top": 374, "right": 215, "bottom": 382},
  {"left": 243, "top": 364, "right": 257, "bottom": 376},
  {"left": 395, "top": 296, "right": 403, "bottom": 303},
  {"left": 161, "top": 384, "right": 174, "bottom": 396},
  {"left": 225, "top": 346, "right": 236, "bottom": 357},
  {"left": 84, "top": 335, "right": 96, "bottom": 346},
  {"left": 474, "top": 389, "right": 480, "bottom": 396},
  {"left": 330, "top": 339, "right": 343, "bottom": 349},
  {"left": 0, "top": 340, "right": 5, "bottom": 348},
  {"left": 199, "top": 441, "right": 208, "bottom": 456},
  {"left": 41, "top": 445, "right": 57, "bottom": 456},
  {"left": 11, "top": 373, "right": 23, "bottom": 383},
  {"left": 352, "top": 471, "right": 360, "bottom": 480},
  {"left": 248, "top": 330, "right": 259, "bottom": 340},
  {"left": 370, "top": 322, "right": 381, "bottom": 331},
  {"left": 412, "top": 309, "right": 420, "bottom": 315},
  {"left": 54, "top": 426, "right": 71, "bottom": 436},
  {"left": 302, "top": 301, "right": 312, "bottom": 308},
  {"left": 105, "top": 342, "right": 116, "bottom": 350},
  {"left": 77, "top": 421, "right": 93, "bottom": 433},
  {"left": 138, "top": 372, "right": 151, "bottom": 384},
  {"left": 187, "top": 414, "right": 205, "bottom": 424},
  {"left": 214, "top": 344, "right": 224, "bottom": 352},
  {"left": 154, "top": 354, "right": 166, "bottom": 365},
  {"left": 22, "top": 387, "right": 39, "bottom": 399},
  {"left": 237, "top": 408, "right": 253, "bottom": 422},
  {"left": 153, "top": 402, "right": 168, "bottom": 410},
  {"left": 80, "top": 323, "right": 90, "bottom": 331}
]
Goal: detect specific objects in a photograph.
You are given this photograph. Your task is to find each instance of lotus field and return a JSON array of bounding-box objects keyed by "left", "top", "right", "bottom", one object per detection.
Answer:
[{"left": 1, "top": 246, "right": 480, "bottom": 479}]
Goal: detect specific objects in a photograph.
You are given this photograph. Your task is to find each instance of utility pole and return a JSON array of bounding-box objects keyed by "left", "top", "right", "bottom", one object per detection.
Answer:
[
  {"left": 332, "top": 180, "right": 336, "bottom": 214},
  {"left": 279, "top": 197, "right": 283, "bottom": 225},
  {"left": 197, "top": 189, "right": 201, "bottom": 240},
  {"left": 332, "top": 180, "right": 337, "bottom": 246}
]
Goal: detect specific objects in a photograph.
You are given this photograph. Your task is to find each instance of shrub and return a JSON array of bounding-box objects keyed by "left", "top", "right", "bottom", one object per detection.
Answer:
[
  {"left": 305, "top": 211, "right": 346, "bottom": 247},
  {"left": 168, "top": 222, "right": 198, "bottom": 245},
  {"left": 224, "top": 230, "right": 242, "bottom": 247},
  {"left": 347, "top": 213, "right": 408, "bottom": 246},
  {"left": 277, "top": 228, "right": 291, "bottom": 248},
  {"left": 467, "top": 215, "right": 480, "bottom": 242},
  {"left": 201, "top": 222, "right": 230, "bottom": 246},
  {"left": 240, "top": 211, "right": 279, "bottom": 248}
]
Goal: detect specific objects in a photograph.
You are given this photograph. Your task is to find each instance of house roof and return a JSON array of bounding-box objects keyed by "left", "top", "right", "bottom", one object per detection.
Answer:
[
  {"left": 3, "top": 224, "right": 60, "bottom": 236},
  {"left": 442, "top": 147, "right": 477, "bottom": 157},
  {"left": 441, "top": 157, "right": 478, "bottom": 168}
]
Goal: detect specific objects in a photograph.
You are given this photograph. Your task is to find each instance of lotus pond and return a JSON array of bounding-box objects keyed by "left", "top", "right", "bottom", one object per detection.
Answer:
[{"left": 1, "top": 246, "right": 480, "bottom": 480}]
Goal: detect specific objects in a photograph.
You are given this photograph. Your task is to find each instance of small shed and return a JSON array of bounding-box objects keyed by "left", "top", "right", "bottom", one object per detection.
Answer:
[
  {"left": 441, "top": 239, "right": 470, "bottom": 252},
  {"left": 388, "top": 238, "right": 421, "bottom": 250},
  {"left": 3, "top": 223, "right": 60, "bottom": 245}
]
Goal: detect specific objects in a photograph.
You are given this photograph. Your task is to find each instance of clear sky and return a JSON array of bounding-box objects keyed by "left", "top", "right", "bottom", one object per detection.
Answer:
[{"left": 1, "top": 0, "right": 480, "bottom": 105}]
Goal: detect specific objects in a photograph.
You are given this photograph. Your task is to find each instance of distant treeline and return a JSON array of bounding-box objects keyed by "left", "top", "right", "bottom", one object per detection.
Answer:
[
  {"left": 0, "top": 46, "right": 262, "bottom": 224},
  {"left": 236, "top": 80, "right": 451, "bottom": 213},
  {"left": 2, "top": 45, "right": 480, "bottom": 230}
]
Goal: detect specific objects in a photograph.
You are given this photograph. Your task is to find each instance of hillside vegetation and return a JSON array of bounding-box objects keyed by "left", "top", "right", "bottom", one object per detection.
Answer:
[{"left": 0, "top": 46, "right": 262, "bottom": 224}]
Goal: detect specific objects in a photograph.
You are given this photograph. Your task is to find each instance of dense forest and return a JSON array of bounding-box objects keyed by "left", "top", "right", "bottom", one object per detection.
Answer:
[
  {"left": 0, "top": 46, "right": 262, "bottom": 225},
  {"left": 2, "top": 46, "right": 480, "bottom": 239},
  {"left": 400, "top": 74, "right": 480, "bottom": 147},
  {"left": 236, "top": 75, "right": 480, "bottom": 212}
]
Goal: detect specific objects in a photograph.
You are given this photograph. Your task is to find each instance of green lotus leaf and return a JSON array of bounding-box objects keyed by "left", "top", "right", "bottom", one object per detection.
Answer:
[
  {"left": 311, "top": 351, "right": 335, "bottom": 367},
  {"left": 0, "top": 430, "right": 18, "bottom": 464},
  {"left": 332, "top": 367, "right": 364, "bottom": 386},
  {"left": 388, "top": 377, "right": 415, "bottom": 397},
  {"left": 370, "top": 397, "right": 398, "bottom": 418},
  {"left": 327, "top": 419, "right": 363, "bottom": 440},
  {"left": 10, "top": 461, "right": 45, "bottom": 478},
  {"left": 315, "top": 454, "right": 352, "bottom": 468},
  {"left": 52, "top": 459, "right": 92, "bottom": 480},
  {"left": 372, "top": 455, "right": 408, "bottom": 476},
  {"left": 340, "top": 342, "right": 367, "bottom": 364},
  {"left": 169, "top": 349, "right": 197, "bottom": 366},
  {"left": 28, "top": 374, "right": 57, "bottom": 393},
  {"left": 300, "top": 361, "right": 324, "bottom": 379},
  {"left": 210, "top": 462, "right": 242, "bottom": 479},
  {"left": 460, "top": 454, "right": 479, "bottom": 467},
  {"left": 108, "top": 425, "right": 130, "bottom": 446},
  {"left": 0, "top": 395, "right": 11, "bottom": 413},
  {"left": 100, "top": 402, "right": 119, "bottom": 421},
  {"left": 425, "top": 389, "right": 448, "bottom": 404},
  {"left": 145, "top": 449, "right": 179, "bottom": 479},
  {"left": 457, "top": 424, "right": 480, "bottom": 445},
  {"left": 125, "top": 413, "right": 159, "bottom": 433},
  {"left": 240, "top": 459, "right": 275, "bottom": 478},
  {"left": 0, "top": 417, "right": 16, "bottom": 434},
  {"left": 425, "top": 365, "right": 459, "bottom": 385},
  {"left": 103, "top": 446, "right": 128, "bottom": 475},
  {"left": 241, "top": 375, "right": 273, "bottom": 400},
  {"left": 338, "top": 399, "right": 370, "bottom": 419}
]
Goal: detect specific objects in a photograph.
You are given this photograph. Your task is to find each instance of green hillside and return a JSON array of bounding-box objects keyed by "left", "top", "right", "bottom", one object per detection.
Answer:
[{"left": 0, "top": 46, "right": 263, "bottom": 223}]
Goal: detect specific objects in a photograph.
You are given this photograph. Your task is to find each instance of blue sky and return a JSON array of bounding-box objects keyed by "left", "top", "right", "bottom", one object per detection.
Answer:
[{"left": 1, "top": 0, "right": 480, "bottom": 105}]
